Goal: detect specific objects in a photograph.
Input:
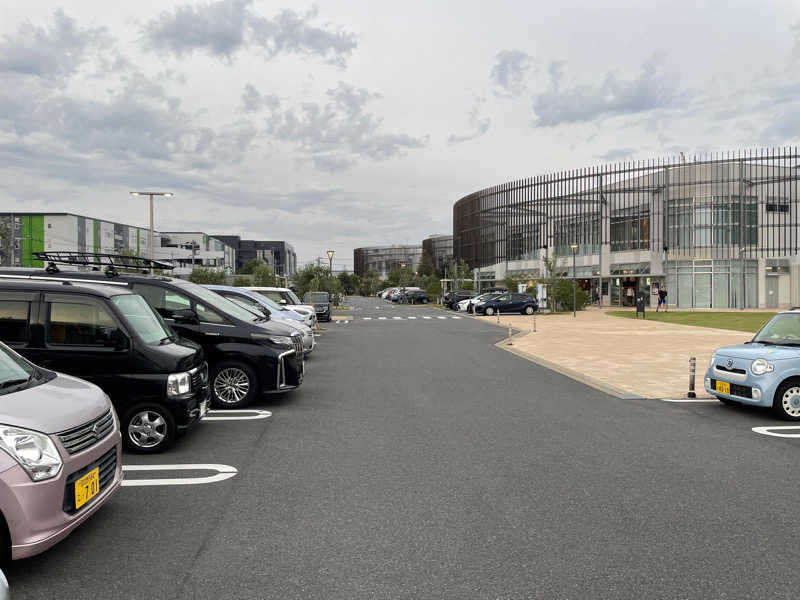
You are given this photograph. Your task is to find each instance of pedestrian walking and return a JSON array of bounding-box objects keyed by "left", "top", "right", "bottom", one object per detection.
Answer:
[{"left": 657, "top": 286, "right": 668, "bottom": 312}]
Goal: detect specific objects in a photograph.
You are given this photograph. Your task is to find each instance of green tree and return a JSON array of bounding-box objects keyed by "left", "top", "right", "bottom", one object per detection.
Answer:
[
  {"left": 417, "top": 251, "right": 435, "bottom": 277},
  {"left": 294, "top": 265, "right": 331, "bottom": 296},
  {"left": 239, "top": 258, "right": 265, "bottom": 274},
  {"left": 188, "top": 267, "right": 225, "bottom": 285},
  {"left": 425, "top": 276, "right": 442, "bottom": 300},
  {"left": 337, "top": 271, "right": 360, "bottom": 295},
  {"left": 233, "top": 275, "right": 251, "bottom": 287},
  {"left": 552, "top": 279, "right": 588, "bottom": 311},
  {"left": 252, "top": 264, "right": 276, "bottom": 287},
  {"left": 503, "top": 276, "right": 518, "bottom": 292},
  {"left": 359, "top": 270, "right": 381, "bottom": 296},
  {"left": 448, "top": 259, "right": 472, "bottom": 291}
]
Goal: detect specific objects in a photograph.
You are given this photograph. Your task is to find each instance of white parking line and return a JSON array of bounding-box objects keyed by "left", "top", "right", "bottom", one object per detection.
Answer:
[
  {"left": 660, "top": 398, "right": 718, "bottom": 403},
  {"left": 205, "top": 409, "right": 272, "bottom": 421},
  {"left": 752, "top": 426, "right": 800, "bottom": 438},
  {"left": 437, "top": 316, "right": 447, "bottom": 319},
  {"left": 407, "top": 316, "right": 417, "bottom": 319},
  {"left": 393, "top": 316, "right": 403, "bottom": 320},
  {"left": 363, "top": 317, "right": 372, "bottom": 320},
  {"left": 451, "top": 316, "right": 461, "bottom": 319},
  {"left": 121, "top": 464, "right": 238, "bottom": 487},
  {"left": 379, "top": 316, "right": 387, "bottom": 320},
  {"left": 423, "top": 316, "right": 432, "bottom": 319}
]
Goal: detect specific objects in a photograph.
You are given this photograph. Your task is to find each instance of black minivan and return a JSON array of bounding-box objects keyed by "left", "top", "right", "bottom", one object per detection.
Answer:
[
  {"left": 0, "top": 279, "right": 208, "bottom": 453},
  {"left": 1, "top": 270, "right": 304, "bottom": 409}
]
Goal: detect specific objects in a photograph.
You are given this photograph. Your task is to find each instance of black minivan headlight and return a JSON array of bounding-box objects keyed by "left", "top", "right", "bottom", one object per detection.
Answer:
[{"left": 251, "top": 332, "right": 293, "bottom": 348}]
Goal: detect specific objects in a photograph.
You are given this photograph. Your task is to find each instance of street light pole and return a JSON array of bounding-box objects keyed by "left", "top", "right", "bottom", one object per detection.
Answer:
[
  {"left": 327, "top": 250, "right": 335, "bottom": 275},
  {"left": 570, "top": 244, "right": 579, "bottom": 318},
  {"left": 129, "top": 191, "right": 173, "bottom": 268}
]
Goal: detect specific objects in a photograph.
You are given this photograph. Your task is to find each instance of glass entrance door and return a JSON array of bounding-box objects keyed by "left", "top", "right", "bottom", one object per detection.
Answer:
[{"left": 695, "top": 273, "right": 712, "bottom": 308}]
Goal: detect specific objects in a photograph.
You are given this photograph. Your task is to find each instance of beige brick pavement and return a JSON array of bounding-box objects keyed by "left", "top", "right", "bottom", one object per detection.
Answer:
[{"left": 479, "top": 309, "right": 755, "bottom": 399}]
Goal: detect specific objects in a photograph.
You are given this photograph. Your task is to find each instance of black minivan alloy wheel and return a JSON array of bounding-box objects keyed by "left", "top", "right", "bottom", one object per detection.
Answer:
[
  {"left": 211, "top": 361, "right": 258, "bottom": 409},
  {"left": 122, "top": 403, "right": 176, "bottom": 454}
]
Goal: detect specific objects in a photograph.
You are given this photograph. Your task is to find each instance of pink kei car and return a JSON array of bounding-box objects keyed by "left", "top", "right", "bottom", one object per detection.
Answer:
[{"left": 0, "top": 343, "right": 122, "bottom": 559}]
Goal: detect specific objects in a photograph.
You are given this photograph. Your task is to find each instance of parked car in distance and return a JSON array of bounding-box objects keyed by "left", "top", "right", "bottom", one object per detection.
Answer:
[
  {"left": 0, "top": 270, "right": 304, "bottom": 410},
  {"left": 0, "top": 341, "right": 122, "bottom": 559},
  {"left": 401, "top": 289, "right": 427, "bottom": 304},
  {"left": 207, "top": 285, "right": 315, "bottom": 355},
  {"left": 246, "top": 287, "right": 316, "bottom": 325},
  {"left": 303, "top": 291, "right": 331, "bottom": 322},
  {"left": 443, "top": 290, "right": 477, "bottom": 309},
  {"left": 468, "top": 292, "right": 504, "bottom": 314},
  {"left": 475, "top": 293, "right": 538, "bottom": 316},
  {"left": 0, "top": 279, "right": 208, "bottom": 453},
  {"left": 706, "top": 309, "right": 800, "bottom": 419}
]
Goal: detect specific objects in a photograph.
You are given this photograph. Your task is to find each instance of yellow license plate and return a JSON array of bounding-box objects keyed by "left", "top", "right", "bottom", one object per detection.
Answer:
[
  {"left": 75, "top": 467, "right": 100, "bottom": 510},
  {"left": 715, "top": 380, "right": 731, "bottom": 395}
]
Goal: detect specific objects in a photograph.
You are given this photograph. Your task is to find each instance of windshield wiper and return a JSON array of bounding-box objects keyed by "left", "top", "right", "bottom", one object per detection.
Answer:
[
  {"left": 753, "top": 340, "right": 776, "bottom": 346},
  {"left": 0, "top": 378, "right": 29, "bottom": 389}
]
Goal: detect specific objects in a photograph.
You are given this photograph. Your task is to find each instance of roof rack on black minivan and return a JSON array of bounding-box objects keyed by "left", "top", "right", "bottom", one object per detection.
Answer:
[{"left": 33, "top": 251, "right": 174, "bottom": 277}]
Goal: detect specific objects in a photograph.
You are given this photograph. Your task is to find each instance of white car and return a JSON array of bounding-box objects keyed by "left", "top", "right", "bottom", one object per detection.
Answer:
[
  {"left": 245, "top": 287, "right": 317, "bottom": 325},
  {"left": 456, "top": 298, "right": 472, "bottom": 312}
]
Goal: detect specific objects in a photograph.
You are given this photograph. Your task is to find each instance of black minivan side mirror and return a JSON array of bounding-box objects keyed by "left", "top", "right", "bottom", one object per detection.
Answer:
[{"left": 172, "top": 308, "right": 199, "bottom": 324}]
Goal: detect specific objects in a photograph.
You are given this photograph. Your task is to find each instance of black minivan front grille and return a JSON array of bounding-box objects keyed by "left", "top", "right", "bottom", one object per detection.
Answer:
[
  {"left": 62, "top": 446, "right": 117, "bottom": 514},
  {"left": 57, "top": 410, "right": 114, "bottom": 455},
  {"left": 190, "top": 362, "right": 208, "bottom": 391}
]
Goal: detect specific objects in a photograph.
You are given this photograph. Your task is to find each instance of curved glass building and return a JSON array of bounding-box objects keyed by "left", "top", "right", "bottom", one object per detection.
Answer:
[{"left": 453, "top": 149, "right": 800, "bottom": 308}]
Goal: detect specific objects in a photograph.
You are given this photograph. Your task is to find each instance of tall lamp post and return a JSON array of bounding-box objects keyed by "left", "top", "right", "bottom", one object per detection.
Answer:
[
  {"left": 130, "top": 191, "right": 173, "bottom": 266},
  {"left": 327, "top": 250, "right": 335, "bottom": 275},
  {"left": 570, "top": 244, "right": 579, "bottom": 318}
]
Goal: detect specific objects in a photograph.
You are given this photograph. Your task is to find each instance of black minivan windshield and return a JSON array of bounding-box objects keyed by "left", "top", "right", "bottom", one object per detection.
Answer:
[
  {"left": 112, "top": 295, "right": 173, "bottom": 344},
  {"left": 311, "top": 292, "right": 329, "bottom": 302},
  {"left": 178, "top": 280, "right": 263, "bottom": 323}
]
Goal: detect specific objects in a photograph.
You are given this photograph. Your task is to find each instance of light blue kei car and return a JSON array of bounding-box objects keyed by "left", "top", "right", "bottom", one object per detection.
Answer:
[{"left": 706, "top": 309, "right": 800, "bottom": 419}]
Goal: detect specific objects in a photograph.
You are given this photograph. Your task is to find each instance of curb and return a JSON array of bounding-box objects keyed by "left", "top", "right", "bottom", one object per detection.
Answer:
[{"left": 494, "top": 333, "right": 645, "bottom": 400}]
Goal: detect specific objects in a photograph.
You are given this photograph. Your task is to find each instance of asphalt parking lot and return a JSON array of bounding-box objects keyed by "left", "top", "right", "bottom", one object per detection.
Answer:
[{"left": 8, "top": 296, "right": 800, "bottom": 599}]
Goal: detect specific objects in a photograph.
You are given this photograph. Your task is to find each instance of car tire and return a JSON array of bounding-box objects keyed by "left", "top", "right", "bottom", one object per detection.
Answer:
[
  {"left": 485, "top": 306, "right": 495, "bottom": 316},
  {"left": 121, "top": 403, "right": 176, "bottom": 454},
  {"left": 773, "top": 380, "right": 800, "bottom": 420},
  {"left": 523, "top": 305, "right": 534, "bottom": 315},
  {"left": 211, "top": 361, "right": 259, "bottom": 409}
]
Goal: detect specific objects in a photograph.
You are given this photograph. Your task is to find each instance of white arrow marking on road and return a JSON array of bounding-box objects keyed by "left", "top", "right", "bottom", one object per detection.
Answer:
[
  {"left": 204, "top": 409, "right": 272, "bottom": 421},
  {"left": 752, "top": 426, "right": 800, "bottom": 438},
  {"left": 121, "top": 464, "right": 238, "bottom": 487}
]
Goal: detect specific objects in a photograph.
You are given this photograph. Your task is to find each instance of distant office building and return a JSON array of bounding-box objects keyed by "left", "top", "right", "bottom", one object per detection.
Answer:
[
  {"left": 0, "top": 213, "right": 237, "bottom": 275},
  {"left": 354, "top": 244, "right": 423, "bottom": 278},
  {"left": 0, "top": 212, "right": 152, "bottom": 267},
  {"left": 213, "top": 236, "right": 297, "bottom": 277},
  {"left": 157, "top": 232, "right": 238, "bottom": 276},
  {"left": 422, "top": 234, "right": 453, "bottom": 272}
]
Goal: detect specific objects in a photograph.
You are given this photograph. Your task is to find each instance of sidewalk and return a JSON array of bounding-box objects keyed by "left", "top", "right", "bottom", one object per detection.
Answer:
[{"left": 480, "top": 309, "right": 751, "bottom": 399}]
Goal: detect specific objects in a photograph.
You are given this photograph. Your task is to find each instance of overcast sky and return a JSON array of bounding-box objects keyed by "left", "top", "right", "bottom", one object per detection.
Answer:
[{"left": 1, "top": 0, "right": 799, "bottom": 269}]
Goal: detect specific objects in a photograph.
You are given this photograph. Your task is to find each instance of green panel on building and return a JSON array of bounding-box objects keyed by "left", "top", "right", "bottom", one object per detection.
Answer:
[{"left": 21, "top": 215, "right": 44, "bottom": 267}]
